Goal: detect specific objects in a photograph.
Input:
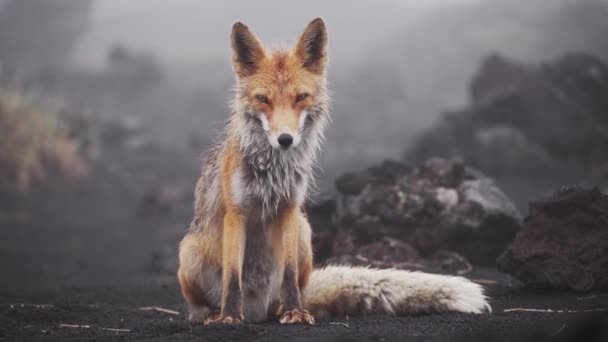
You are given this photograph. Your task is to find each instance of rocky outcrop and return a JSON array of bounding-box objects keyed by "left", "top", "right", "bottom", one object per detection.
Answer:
[
  {"left": 497, "top": 187, "right": 608, "bottom": 291},
  {"left": 406, "top": 54, "right": 608, "bottom": 181},
  {"left": 311, "top": 157, "right": 522, "bottom": 269}
]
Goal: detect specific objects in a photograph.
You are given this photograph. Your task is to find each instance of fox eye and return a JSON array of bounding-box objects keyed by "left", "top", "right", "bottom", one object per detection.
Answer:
[
  {"left": 295, "top": 93, "right": 309, "bottom": 103},
  {"left": 255, "top": 95, "right": 269, "bottom": 104}
]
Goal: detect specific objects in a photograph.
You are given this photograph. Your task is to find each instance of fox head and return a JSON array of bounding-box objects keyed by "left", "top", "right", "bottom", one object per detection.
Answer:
[{"left": 230, "top": 18, "right": 329, "bottom": 151}]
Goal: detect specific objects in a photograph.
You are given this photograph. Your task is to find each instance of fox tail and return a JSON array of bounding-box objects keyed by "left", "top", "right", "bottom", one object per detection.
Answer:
[{"left": 302, "top": 266, "right": 491, "bottom": 318}]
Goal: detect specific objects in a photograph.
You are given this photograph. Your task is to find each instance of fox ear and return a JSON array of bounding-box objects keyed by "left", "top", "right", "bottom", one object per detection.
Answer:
[
  {"left": 231, "top": 22, "right": 265, "bottom": 78},
  {"left": 295, "top": 18, "right": 328, "bottom": 74}
]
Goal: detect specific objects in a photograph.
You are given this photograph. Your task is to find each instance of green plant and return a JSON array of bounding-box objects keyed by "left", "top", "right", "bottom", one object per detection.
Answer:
[{"left": 0, "top": 89, "right": 88, "bottom": 191}]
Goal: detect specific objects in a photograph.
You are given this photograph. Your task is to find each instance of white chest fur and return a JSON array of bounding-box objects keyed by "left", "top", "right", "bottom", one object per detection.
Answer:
[{"left": 231, "top": 153, "right": 310, "bottom": 218}]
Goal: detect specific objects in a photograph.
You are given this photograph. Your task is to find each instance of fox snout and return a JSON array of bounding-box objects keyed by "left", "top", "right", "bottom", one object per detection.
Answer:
[
  {"left": 259, "top": 110, "right": 308, "bottom": 150},
  {"left": 277, "top": 134, "right": 294, "bottom": 148},
  {"left": 267, "top": 126, "right": 301, "bottom": 150}
]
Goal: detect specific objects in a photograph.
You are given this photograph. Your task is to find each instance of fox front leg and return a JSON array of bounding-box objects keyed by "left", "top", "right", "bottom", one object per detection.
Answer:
[
  {"left": 277, "top": 207, "right": 315, "bottom": 325},
  {"left": 206, "top": 211, "right": 246, "bottom": 325}
]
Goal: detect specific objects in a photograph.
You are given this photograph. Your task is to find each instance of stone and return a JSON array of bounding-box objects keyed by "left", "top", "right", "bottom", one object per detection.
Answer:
[{"left": 497, "top": 187, "right": 608, "bottom": 291}]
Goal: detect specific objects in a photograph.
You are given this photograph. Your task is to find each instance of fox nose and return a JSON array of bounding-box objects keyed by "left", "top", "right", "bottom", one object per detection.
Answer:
[{"left": 277, "top": 134, "right": 293, "bottom": 148}]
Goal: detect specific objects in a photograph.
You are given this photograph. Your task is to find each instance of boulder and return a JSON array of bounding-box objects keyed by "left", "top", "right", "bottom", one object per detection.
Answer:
[
  {"left": 406, "top": 54, "right": 608, "bottom": 181},
  {"left": 321, "top": 237, "right": 473, "bottom": 275},
  {"left": 497, "top": 187, "right": 608, "bottom": 291},
  {"left": 331, "top": 157, "right": 522, "bottom": 264}
]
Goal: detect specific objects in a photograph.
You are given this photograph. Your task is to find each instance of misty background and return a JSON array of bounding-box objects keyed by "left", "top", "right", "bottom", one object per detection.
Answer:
[
  {"left": 2, "top": 0, "right": 607, "bottom": 193},
  {"left": 0, "top": 0, "right": 607, "bottom": 294}
]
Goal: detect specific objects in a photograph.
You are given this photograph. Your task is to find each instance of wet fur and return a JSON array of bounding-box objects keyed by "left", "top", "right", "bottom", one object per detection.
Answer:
[
  {"left": 177, "top": 18, "right": 490, "bottom": 325},
  {"left": 178, "top": 19, "right": 328, "bottom": 323}
]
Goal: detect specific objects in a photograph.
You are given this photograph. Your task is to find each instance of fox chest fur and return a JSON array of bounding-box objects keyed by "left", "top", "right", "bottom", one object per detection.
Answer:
[
  {"left": 231, "top": 136, "right": 312, "bottom": 219},
  {"left": 224, "top": 96, "right": 329, "bottom": 213}
]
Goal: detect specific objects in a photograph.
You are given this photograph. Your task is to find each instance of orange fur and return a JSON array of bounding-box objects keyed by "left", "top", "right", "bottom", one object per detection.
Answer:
[
  {"left": 177, "top": 18, "right": 327, "bottom": 325},
  {"left": 245, "top": 51, "right": 322, "bottom": 136},
  {"left": 179, "top": 18, "right": 491, "bottom": 324}
]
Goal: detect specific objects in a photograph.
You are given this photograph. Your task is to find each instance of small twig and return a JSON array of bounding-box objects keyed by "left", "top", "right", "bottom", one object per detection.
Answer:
[
  {"left": 329, "top": 322, "right": 350, "bottom": 328},
  {"left": 471, "top": 279, "right": 497, "bottom": 285},
  {"left": 546, "top": 324, "right": 566, "bottom": 338},
  {"left": 329, "top": 315, "right": 350, "bottom": 328},
  {"left": 139, "top": 306, "right": 180, "bottom": 315},
  {"left": 504, "top": 307, "right": 608, "bottom": 313},
  {"left": 58, "top": 324, "right": 130, "bottom": 334},
  {"left": 100, "top": 327, "right": 131, "bottom": 334},
  {"left": 576, "top": 295, "right": 597, "bottom": 301},
  {"left": 10, "top": 304, "right": 54, "bottom": 309},
  {"left": 58, "top": 324, "right": 91, "bottom": 329}
]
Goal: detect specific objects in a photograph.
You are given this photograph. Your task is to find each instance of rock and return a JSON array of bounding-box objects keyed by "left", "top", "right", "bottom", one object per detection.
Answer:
[
  {"left": 497, "top": 187, "right": 608, "bottom": 291},
  {"left": 322, "top": 237, "right": 472, "bottom": 275},
  {"left": 306, "top": 193, "right": 337, "bottom": 232},
  {"left": 440, "top": 178, "right": 523, "bottom": 262},
  {"left": 335, "top": 160, "right": 411, "bottom": 195},
  {"left": 358, "top": 237, "right": 421, "bottom": 264},
  {"left": 334, "top": 157, "right": 522, "bottom": 264},
  {"left": 311, "top": 231, "right": 335, "bottom": 262},
  {"left": 406, "top": 54, "right": 608, "bottom": 182}
]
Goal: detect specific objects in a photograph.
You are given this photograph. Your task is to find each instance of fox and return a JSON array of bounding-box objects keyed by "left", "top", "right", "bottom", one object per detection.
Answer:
[{"left": 177, "top": 18, "right": 491, "bottom": 325}]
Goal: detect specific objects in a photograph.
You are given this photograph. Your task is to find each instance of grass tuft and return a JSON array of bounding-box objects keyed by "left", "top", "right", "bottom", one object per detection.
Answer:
[{"left": 0, "top": 89, "right": 88, "bottom": 192}]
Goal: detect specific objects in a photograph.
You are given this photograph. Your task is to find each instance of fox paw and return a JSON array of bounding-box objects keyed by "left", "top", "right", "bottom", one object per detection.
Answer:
[
  {"left": 204, "top": 312, "right": 244, "bottom": 325},
  {"left": 279, "top": 309, "right": 315, "bottom": 325},
  {"left": 202, "top": 310, "right": 221, "bottom": 325}
]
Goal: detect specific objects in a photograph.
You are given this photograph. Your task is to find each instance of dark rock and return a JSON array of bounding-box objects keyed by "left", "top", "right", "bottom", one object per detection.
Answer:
[
  {"left": 335, "top": 172, "right": 373, "bottom": 195},
  {"left": 440, "top": 178, "right": 523, "bottom": 262},
  {"left": 306, "top": 193, "right": 337, "bottom": 232},
  {"left": 335, "top": 160, "right": 411, "bottom": 195},
  {"left": 334, "top": 157, "right": 521, "bottom": 264},
  {"left": 331, "top": 231, "right": 358, "bottom": 257},
  {"left": 358, "top": 237, "right": 420, "bottom": 264},
  {"left": 406, "top": 54, "right": 608, "bottom": 182},
  {"left": 497, "top": 187, "right": 608, "bottom": 291},
  {"left": 311, "top": 231, "right": 335, "bottom": 262},
  {"left": 322, "top": 237, "right": 472, "bottom": 275}
]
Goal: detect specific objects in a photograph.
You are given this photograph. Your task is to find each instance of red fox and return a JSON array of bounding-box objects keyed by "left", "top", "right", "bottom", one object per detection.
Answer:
[{"left": 177, "top": 18, "right": 490, "bottom": 325}]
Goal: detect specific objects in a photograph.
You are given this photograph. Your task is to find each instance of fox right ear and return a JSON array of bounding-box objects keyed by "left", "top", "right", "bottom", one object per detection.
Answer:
[
  {"left": 295, "top": 18, "right": 328, "bottom": 74},
  {"left": 231, "top": 22, "right": 265, "bottom": 78}
]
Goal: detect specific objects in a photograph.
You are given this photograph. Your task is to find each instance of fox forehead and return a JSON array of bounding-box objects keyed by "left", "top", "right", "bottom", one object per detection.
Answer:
[{"left": 246, "top": 50, "right": 319, "bottom": 97}]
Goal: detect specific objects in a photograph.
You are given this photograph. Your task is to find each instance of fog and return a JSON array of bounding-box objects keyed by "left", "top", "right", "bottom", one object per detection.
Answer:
[
  {"left": 74, "top": 0, "right": 481, "bottom": 67},
  {"left": 3, "top": 2, "right": 608, "bottom": 337},
  {"left": 1, "top": 0, "right": 607, "bottom": 189}
]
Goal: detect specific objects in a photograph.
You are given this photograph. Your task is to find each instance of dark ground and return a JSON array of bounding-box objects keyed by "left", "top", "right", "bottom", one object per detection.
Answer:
[
  {"left": 2, "top": 281, "right": 608, "bottom": 342},
  {"left": 1, "top": 158, "right": 608, "bottom": 342},
  {"left": 2, "top": 271, "right": 608, "bottom": 342}
]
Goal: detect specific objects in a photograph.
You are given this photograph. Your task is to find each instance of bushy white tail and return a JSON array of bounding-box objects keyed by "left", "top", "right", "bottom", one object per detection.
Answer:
[{"left": 302, "top": 266, "right": 491, "bottom": 318}]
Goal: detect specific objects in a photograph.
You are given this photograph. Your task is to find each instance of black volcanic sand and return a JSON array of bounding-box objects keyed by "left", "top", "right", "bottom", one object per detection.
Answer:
[
  {"left": 2, "top": 278, "right": 608, "bottom": 342},
  {"left": 1, "top": 172, "right": 608, "bottom": 341}
]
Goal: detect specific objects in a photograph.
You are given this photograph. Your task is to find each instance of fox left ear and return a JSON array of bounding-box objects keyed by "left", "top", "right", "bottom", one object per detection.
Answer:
[
  {"left": 231, "top": 22, "right": 266, "bottom": 78},
  {"left": 295, "top": 18, "right": 328, "bottom": 74}
]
